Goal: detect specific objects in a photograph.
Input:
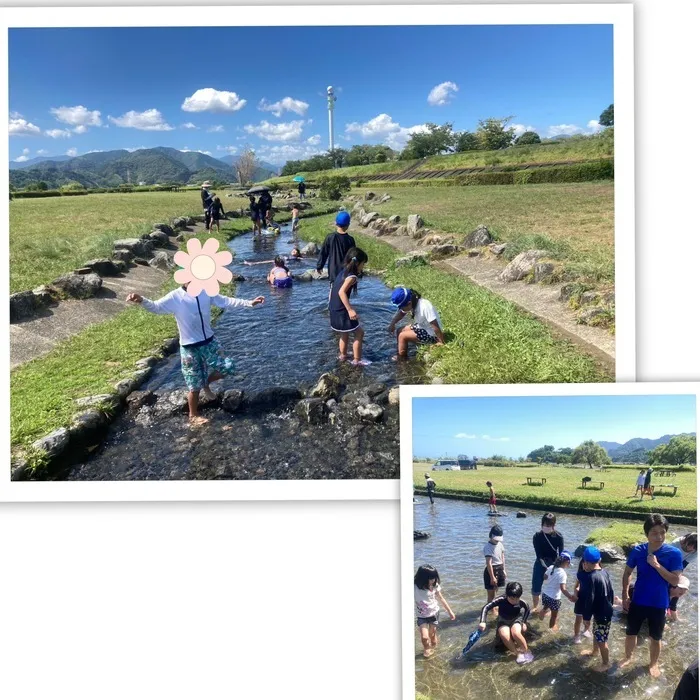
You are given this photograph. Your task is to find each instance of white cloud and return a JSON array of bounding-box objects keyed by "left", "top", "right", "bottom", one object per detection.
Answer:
[
  {"left": 512, "top": 123, "right": 536, "bottom": 137},
  {"left": 306, "top": 134, "right": 321, "bottom": 146},
  {"left": 66, "top": 148, "right": 78, "bottom": 157},
  {"left": 108, "top": 109, "right": 174, "bottom": 131},
  {"left": 258, "top": 96, "right": 309, "bottom": 117},
  {"left": 45, "top": 128, "right": 72, "bottom": 139},
  {"left": 180, "top": 148, "right": 212, "bottom": 156},
  {"left": 9, "top": 117, "right": 41, "bottom": 136},
  {"left": 243, "top": 119, "right": 306, "bottom": 142},
  {"left": 482, "top": 435, "right": 510, "bottom": 442},
  {"left": 37, "top": 149, "right": 49, "bottom": 155},
  {"left": 385, "top": 124, "right": 430, "bottom": 151},
  {"left": 10, "top": 111, "right": 23, "bottom": 119},
  {"left": 182, "top": 88, "right": 246, "bottom": 113},
  {"left": 454, "top": 433, "right": 477, "bottom": 439},
  {"left": 427, "top": 81, "right": 459, "bottom": 106},
  {"left": 73, "top": 125, "right": 88, "bottom": 135},
  {"left": 84, "top": 149, "right": 103, "bottom": 154},
  {"left": 50, "top": 105, "right": 102, "bottom": 127},
  {"left": 344, "top": 113, "right": 429, "bottom": 150},
  {"left": 217, "top": 145, "right": 238, "bottom": 154},
  {"left": 22, "top": 148, "right": 30, "bottom": 155},
  {"left": 14, "top": 155, "right": 29, "bottom": 162},
  {"left": 255, "top": 142, "right": 325, "bottom": 165},
  {"left": 207, "top": 125, "right": 225, "bottom": 133},
  {"left": 182, "top": 122, "right": 198, "bottom": 129},
  {"left": 587, "top": 119, "right": 602, "bottom": 133},
  {"left": 124, "top": 146, "right": 148, "bottom": 152},
  {"left": 547, "top": 124, "right": 584, "bottom": 137}
]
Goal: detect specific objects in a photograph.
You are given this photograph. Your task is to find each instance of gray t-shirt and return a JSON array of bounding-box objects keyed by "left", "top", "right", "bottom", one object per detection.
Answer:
[{"left": 483, "top": 541, "right": 505, "bottom": 566}]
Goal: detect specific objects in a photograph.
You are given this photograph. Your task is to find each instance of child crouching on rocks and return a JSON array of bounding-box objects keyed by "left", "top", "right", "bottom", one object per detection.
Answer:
[
  {"left": 388, "top": 287, "right": 444, "bottom": 360},
  {"left": 127, "top": 284, "right": 264, "bottom": 426}
]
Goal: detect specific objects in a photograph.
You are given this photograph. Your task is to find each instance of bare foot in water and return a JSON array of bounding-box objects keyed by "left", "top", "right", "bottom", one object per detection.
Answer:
[
  {"left": 423, "top": 649, "right": 434, "bottom": 659},
  {"left": 593, "top": 663, "right": 612, "bottom": 673},
  {"left": 581, "top": 649, "right": 597, "bottom": 657},
  {"left": 618, "top": 658, "right": 634, "bottom": 669},
  {"left": 649, "top": 664, "right": 662, "bottom": 678},
  {"left": 189, "top": 416, "right": 209, "bottom": 427}
]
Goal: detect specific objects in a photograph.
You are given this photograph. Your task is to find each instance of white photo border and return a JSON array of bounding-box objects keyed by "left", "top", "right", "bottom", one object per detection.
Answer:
[{"left": 2, "top": 5, "right": 634, "bottom": 502}]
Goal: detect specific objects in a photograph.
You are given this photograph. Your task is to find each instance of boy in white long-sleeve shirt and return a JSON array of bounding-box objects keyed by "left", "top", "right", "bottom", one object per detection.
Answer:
[{"left": 127, "top": 284, "right": 264, "bottom": 424}]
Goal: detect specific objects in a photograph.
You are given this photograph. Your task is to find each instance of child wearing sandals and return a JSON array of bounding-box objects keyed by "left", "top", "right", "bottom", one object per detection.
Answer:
[
  {"left": 414, "top": 564, "right": 456, "bottom": 658},
  {"left": 478, "top": 581, "right": 533, "bottom": 665},
  {"left": 388, "top": 287, "right": 444, "bottom": 360},
  {"left": 328, "top": 247, "right": 371, "bottom": 366},
  {"left": 538, "top": 551, "right": 576, "bottom": 631}
]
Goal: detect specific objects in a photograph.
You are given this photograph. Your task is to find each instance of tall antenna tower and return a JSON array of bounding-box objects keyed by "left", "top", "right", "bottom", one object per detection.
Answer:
[
  {"left": 327, "top": 86, "right": 337, "bottom": 158},
  {"left": 126, "top": 167, "right": 132, "bottom": 185}
]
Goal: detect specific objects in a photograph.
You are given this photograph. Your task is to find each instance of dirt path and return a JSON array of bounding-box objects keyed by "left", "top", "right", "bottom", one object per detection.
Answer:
[
  {"left": 10, "top": 222, "right": 209, "bottom": 368},
  {"left": 353, "top": 226, "right": 615, "bottom": 372}
]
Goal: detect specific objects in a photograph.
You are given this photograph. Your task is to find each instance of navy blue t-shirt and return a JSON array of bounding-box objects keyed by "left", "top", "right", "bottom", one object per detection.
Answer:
[{"left": 627, "top": 543, "right": 683, "bottom": 609}]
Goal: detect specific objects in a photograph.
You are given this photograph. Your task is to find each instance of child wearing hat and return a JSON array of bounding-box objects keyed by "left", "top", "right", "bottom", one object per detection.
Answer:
[
  {"left": 316, "top": 211, "right": 356, "bottom": 283},
  {"left": 388, "top": 287, "right": 444, "bottom": 360},
  {"left": 578, "top": 546, "right": 615, "bottom": 673},
  {"left": 424, "top": 472, "right": 437, "bottom": 504},
  {"left": 538, "top": 551, "right": 576, "bottom": 631}
]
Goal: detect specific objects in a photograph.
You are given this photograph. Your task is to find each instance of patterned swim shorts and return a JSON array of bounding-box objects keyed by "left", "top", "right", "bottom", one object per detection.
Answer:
[
  {"left": 179, "top": 337, "right": 236, "bottom": 391},
  {"left": 541, "top": 593, "right": 562, "bottom": 612},
  {"left": 410, "top": 324, "right": 438, "bottom": 345},
  {"left": 593, "top": 619, "right": 612, "bottom": 644}
]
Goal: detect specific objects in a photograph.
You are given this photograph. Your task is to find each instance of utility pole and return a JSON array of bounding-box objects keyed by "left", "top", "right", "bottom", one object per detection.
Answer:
[{"left": 327, "top": 86, "right": 336, "bottom": 165}]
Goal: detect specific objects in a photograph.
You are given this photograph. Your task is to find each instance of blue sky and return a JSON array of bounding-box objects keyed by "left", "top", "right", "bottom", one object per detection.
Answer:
[
  {"left": 8, "top": 24, "right": 612, "bottom": 166},
  {"left": 412, "top": 395, "right": 697, "bottom": 459}
]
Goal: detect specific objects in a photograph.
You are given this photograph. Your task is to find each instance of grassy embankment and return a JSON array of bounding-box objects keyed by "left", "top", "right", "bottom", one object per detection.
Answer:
[
  {"left": 10, "top": 193, "right": 337, "bottom": 454},
  {"left": 299, "top": 213, "right": 611, "bottom": 385},
  {"left": 412, "top": 463, "right": 697, "bottom": 520}
]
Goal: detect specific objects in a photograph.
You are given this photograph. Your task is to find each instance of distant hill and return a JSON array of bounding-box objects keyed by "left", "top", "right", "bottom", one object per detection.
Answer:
[
  {"left": 597, "top": 433, "right": 696, "bottom": 463},
  {"left": 8, "top": 147, "right": 278, "bottom": 189},
  {"left": 217, "top": 154, "right": 278, "bottom": 181},
  {"left": 10, "top": 155, "right": 72, "bottom": 170}
]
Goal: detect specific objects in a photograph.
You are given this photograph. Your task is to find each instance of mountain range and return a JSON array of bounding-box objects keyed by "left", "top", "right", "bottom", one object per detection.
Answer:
[
  {"left": 597, "top": 433, "right": 696, "bottom": 463},
  {"left": 9, "top": 147, "right": 278, "bottom": 189}
]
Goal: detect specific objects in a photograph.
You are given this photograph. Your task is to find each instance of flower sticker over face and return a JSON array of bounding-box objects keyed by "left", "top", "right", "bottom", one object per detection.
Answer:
[{"left": 174, "top": 238, "right": 233, "bottom": 297}]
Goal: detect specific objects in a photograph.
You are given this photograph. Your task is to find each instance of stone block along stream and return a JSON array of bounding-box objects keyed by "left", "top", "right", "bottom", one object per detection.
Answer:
[
  {"left": 59, "top": 224, "right": 427, "bottom": 481},
  {"left": 413, "top": 498, "right": 697, "bottom": 700}
]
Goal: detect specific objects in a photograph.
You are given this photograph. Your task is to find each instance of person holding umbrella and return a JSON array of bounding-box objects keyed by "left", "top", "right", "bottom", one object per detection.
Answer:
[{"left": 296, "top": 177, "right": 306, "bottom": 200}]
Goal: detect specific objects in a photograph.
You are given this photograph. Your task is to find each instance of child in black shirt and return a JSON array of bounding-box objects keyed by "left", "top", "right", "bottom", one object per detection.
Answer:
[{"left": 478, "top": 582, "right": 533, "bottom": 664}]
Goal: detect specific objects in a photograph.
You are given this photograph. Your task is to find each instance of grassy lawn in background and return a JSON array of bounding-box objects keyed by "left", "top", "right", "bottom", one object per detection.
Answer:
[
  {"left": 353, "top": 182, "right": 615, "bottom": 283},
  {"left": 300, "top": 214, "right": 611, "bottom": 384},
  {"left": 412, "top": 464, "right": 697, "bottom": 519}
]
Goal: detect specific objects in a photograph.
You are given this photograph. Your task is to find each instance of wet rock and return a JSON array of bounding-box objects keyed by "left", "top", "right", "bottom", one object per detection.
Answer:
[
  {"left": 599, "top": 545, "right": 625, "bottom": 563},
  {"left": 388, "top": 387, "right": 400, "bottom": 405},
  {"left": 407, "top": 214, "right": 424, "bottom": 236},
  {"left": 516, "top": 512, "right": 527, "bottom": 518},
  {"left": 171, "top": 217, "right": 188, "bottom": 230},
  {"left": 300, "top": 242, "right": 319, "bottom": 256},
  {"left": 148, "top": 250, "right": 177, "bottom": 271},
  {"left": 153, "top": 391, "right": 189, "bottom": 417},
  {"left": 489, "top": 243, "right": 507, "bottom": 256},
  {"left": 75, "top": 394, "right": 119, "bottom": 409},
  {"left": 533, "top": 262, "right": 555, "bottom": 283},
  {"left": 310, "top": 373, "right": 342, "bottom": 401},
  {"left": 112, "top": 249, "right": 135, "bottom": 264},
  {"left": 221, "top": 389, "right": 245, "bottom": 413},
  {"left": 366, "top": 382, "right": 388, "bottom": 399},
  {"left": 243, "top": 387, "right": 302, "bottom": 414},
  {"left": 357, "top": 403, "right": 384, "bottom": 422},
  {"left": 32, "top": 427, "right": 70, "bottom": 458},
  {"left": 147, "top": 230, "right": 170, "bottom": 247},
  {"left": 69, "top": 409, "right": 109, "bottom": 442},
  {"left": 113, "top": 368, "right": 151, "bottom": 399},
  {"left": 126, "top": 390, "right": 158, "bottom": 412},
  {"left": 11, "top": 457, "right": 29, "bottom": 482},
  {"left": 160, "top": 337, "right": 179, "bottom": 355},
  {"left": 51, "top": 272, "right": 103, "bottom": 299},
  {"left": 9, "top": 291, "right": 37, "bottom": 322},
  {"left": 360, "top": 212, "right": 379, "bottom": 227},
  {"left": 295, "top": 270, "right": 315, "bottom": 282},
  {"left": 431, "top": 244, "right": 463, "bottom": 259},
  {"left": 295, "top": 398, "right": 328, "bottom": 424},
  {"left": 113, "top": 238, "right": 155, "bottom": 258},
  {"left": 135, "top": 356, "right": 159, "bottom": 369},
  {"left": 152, "top": 223, "right": 174, "bottom": 236},
  {"left": 394, "top": 251, "right": 428, "bottom": 268},
  {"left": 414, "top": 530, "right": 430, "bottom": 540},
  {"left": 84, "top": 259, "right": 122, "bottom": 277},
  {"left": 131, "top": 368, "right": 152, "bottom": 386},
  {"left": 364, "top": 191, "right": 376, "bottom": 201},
  {"left": 500, "top": 250, "right": 550, "bottom": 283},
  {"left": 373, "top": 390, "right": 390, "bottom": 406},
  {"left": 464, "top": 224, "right": 493, "bottom": 248}
]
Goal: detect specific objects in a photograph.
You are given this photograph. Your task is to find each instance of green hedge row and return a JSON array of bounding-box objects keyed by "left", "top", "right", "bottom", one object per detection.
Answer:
[
  {"left": 456, "top": 159, "right": 614, "bottom": 186},
  {"left": 11, "top": 190, "right": 90, "bottom": 199}
]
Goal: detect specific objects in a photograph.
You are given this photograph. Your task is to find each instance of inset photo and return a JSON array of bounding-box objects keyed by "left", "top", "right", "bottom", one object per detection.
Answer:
[{"left": 401, "top": 383, "right": 698, "bottom": 699}]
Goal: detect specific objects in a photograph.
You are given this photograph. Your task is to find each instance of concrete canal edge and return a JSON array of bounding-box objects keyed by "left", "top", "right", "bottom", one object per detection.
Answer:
[{"left": 413, "top": 488, "right": 698, "bottom": 526}]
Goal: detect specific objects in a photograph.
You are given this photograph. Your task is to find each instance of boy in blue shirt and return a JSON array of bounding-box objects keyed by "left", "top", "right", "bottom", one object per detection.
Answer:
[{"left": 619, "top": 513, "right": 683, "bottom": 678}]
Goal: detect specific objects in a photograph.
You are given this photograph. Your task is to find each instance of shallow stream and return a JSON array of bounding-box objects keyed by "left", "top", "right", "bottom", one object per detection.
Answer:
[{"left": 414, "top": 498, "right": 697, "bottom": 699}]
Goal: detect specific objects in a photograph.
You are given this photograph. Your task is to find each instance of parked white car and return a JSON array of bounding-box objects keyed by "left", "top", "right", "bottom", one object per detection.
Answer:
[{"left": 432, "top": 459, "right": 460, "bottom": 471}]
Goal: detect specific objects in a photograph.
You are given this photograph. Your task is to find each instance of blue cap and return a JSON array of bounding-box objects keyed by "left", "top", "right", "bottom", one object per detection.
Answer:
[
  {"left": 335, "top": 211, "right": 351, "bottom": 227},
  {"left": 583, "top": 546, "right": 601, "bottom": 563},
  {"left": 560, "top": 550, "right": 572, "bottom": 561},
  {"left": 391, "top": 286, "right": 411, "bottom": 307}
]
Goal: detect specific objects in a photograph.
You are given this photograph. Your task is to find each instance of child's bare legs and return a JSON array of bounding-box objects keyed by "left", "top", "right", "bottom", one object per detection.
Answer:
[
  {"left": 549, "top": 609, "right": 560, "bottom": 631},
  {"left": 352, "top": 326, "right": 364, "bottom": 362},
  {"left": 487, "top": 588, "right": 498, "bottom": 613},
  {"left": 187, "top": 390, "right": 208, "bottom": 425},
  {"left": 648, "top": 639, "right": 662, "bottom": 678},
  {"left": 419, "top": 624, "right": 434, "bottom": 658},
  {"left": 429, "top": 624, "right": 439, "bottom": 648},
  {"left": 532, "top": 594, "right": 541, "bottom": 613},
  {"left": 511, "top": 623, "right": 528, "bottom": 654},
  {"left": 592, "top": 643, "right": 611, "bottom": 672},
  {"left": 396, "top": 326, "right": 419, "bottom": 358},
  {"left": 538, "top": 606, "right": 549, "bottom": 621},
  {"left": 338, "top": 332, "right": 350, "bottom": 360},
  {"left": 498, "top": 626, "right": 519, "bottom": 655},
  {"left": 581, "top": 640, "right": 600, "bottom": 657}
]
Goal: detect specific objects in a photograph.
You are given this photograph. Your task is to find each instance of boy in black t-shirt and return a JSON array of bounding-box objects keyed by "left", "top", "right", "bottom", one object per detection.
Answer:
[
  {"left": 478, "top": 582, "right": 533, "bottom": 664},
  {"left": 317, "top": 211, "right": 355, "bottom": 283}
]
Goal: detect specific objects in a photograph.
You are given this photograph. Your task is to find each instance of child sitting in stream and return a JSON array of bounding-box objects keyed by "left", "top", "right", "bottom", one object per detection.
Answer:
[
  {"left": 414, "top": 564, "right": 456, "bottom": 659},
  {"left": 388, "top": 287, "right": 444, "bottom": 360},
  {"left": 126, "top": 285, "right": 264, "bottom": 426},
  {"left": 538, "top": 551, "right": 576, "bottom": 631},
  {"left": 267, "top": 256, "right": 293, "bottom": 288},
  {"left": 329, "top": 247, "right": 371, "bottom": 366},
  {"left": 478, "top": 581, "right": 533, "bottom": 665}
]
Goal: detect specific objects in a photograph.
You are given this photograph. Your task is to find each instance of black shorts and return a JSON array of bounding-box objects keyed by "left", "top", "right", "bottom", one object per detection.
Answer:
[
  {"left": 574, "top": 599, "right": 587, "bottom": 616},
  {"left": 417, "top": 613, "right": 439, "bottom": 628},
  {"left": 625, "top": 602, "right": 666, "bottom": 641},
  {"left": 484, "top": 565, "right": 506, "bottom": 590},
  {"left": 497, "top": 616, "right": 525, "bottom": 630}
]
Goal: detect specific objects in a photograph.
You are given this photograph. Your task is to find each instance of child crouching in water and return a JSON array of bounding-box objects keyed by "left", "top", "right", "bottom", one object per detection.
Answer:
[
  {"left": 268, "top": 256, "right": 293, "bottom": 288},
  {"left": 414, "top": 564, "right": 456, "bottom": 659},
  {"left": 329, "top": 247, "right": 371, "bottom": 366},
  {"left": 484, "top": 525, "right": 506, "bottom": 609},
  {"left": 479, "top": 581, "right": 533, "bottom": 664},
  {"left": 388, "top": 287, "right": 444, "bottom": 360},
  {"left": 538, "top": 551, "right": 576, "bottom": 631},
  {"left": 126, "top": 284, "right": 264, "bottom": 425}
]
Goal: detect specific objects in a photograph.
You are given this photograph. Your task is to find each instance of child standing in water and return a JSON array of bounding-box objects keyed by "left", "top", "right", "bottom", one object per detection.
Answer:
[
  {"left": 484, "top": 525, "right": 507, "bottom": 608},
  {"left": 424, "top": 473, "right": 437, "bottom": 504},
  {"left": 291, "top": 203, "right": 301, "bottom": 236},
  {"left": 126, "top": 285, "right": 264, "bottom": 425},
  {"left": 328, "top": 247, "right": 371, "bottom": 366},
  {"left": 317, "top": 211, "right": 356, "bottom": 283},
  {"left": 478, "top": 582, "right": 533, "bottom": 664},
  {"left": 668, "top": 533, "right": 697, "bottom": 621},
  {"left": 249, "top": 195, "right": 262, "bottom": 236},
  {"left": 414, "top": 564, "right": 456, "bottom": 658},
  {"left": 539, "top": 551, "right": 576, "bottom": 631},
  {"left": 487, "top": 481, "right": 497, "bottom": 513},
  {"left": 267, "top": 256, "right": 293, "bottom": 288},
  {"left": 388, "top": 287, "right": 444, "bottom": 360},
  {"left": 208, "top": 195, "right": 226, "bottom": 233},
  {"left": 573, "top": 557, "right": 594, "bottom": 642}
]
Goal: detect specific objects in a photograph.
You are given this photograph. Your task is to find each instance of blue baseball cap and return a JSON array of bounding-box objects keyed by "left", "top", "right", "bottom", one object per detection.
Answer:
[
  {"left": 335, "top": 211, "right": 351, "bottom": 227},
  {"left": 391, "top": 286, "right": 412, "bottom": 307},
  {"left": 560, "top": 550, "right": 572, "bottom": 561},
  {"left": 583, "top": 546, "right": 601, "bottom": 563}
]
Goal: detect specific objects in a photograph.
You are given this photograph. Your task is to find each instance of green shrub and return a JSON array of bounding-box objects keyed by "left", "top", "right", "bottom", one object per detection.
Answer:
[
  {"left": 525, "top": 159, "right": 614, "bottom": 184},
  {"left": 318, "top": 175, "right": 352, "bottom": 200},
  {"left": 457, "top": 172, "right": 515, "bottom": 186},
  {"left": 12, "top": 190, "right": 63, "bottom": 199}
]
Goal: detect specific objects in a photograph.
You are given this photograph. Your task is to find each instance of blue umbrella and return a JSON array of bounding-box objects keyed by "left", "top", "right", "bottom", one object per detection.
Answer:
[
  {"left": 461, "top": 628, "right": 484, "bottom": 656},
  {"left": 293, "top": 176, "right": 305, "bottom": 182}
]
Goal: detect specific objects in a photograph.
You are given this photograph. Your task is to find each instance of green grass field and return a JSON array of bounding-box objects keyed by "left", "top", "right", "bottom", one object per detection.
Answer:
[
  {"left": 355, "top": 182, "right": 614, "bottom": 283},
  {"left": 413, "top": 463, "right": 697, "bottom": 519}
]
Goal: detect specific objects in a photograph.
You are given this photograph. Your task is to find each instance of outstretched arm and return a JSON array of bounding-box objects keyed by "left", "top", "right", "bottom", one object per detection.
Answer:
[
  {"left": 211, "top": 294, "right": 264, "bottom": 309},
  {"left": 128, "top": 291, "right": 177, "bottom": 315}
]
